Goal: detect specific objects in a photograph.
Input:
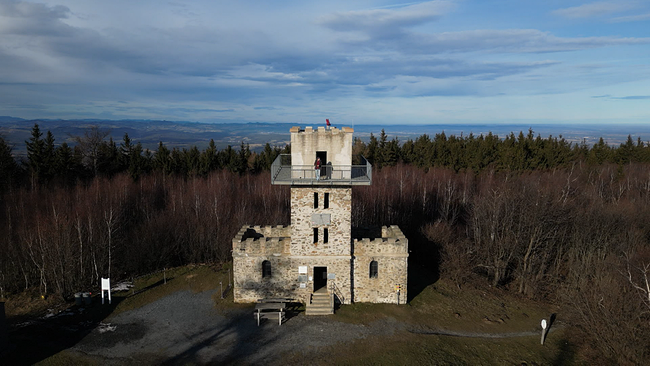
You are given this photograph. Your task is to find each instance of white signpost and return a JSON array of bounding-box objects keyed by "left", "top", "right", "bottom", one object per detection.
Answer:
[
  {"left": 541, "top": 319, "right": 548, "bottom": 345},
  {"left": 101, "top": 278, "right": 111, "bottom": 305}
]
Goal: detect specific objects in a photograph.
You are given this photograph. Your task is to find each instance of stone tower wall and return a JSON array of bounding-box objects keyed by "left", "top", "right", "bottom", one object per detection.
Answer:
[
  {"left": 290, "top": 187, "right": 351, "bottom": 256},
  {"left": 290, "top": 126, "right": 353, "bottom": 167}
]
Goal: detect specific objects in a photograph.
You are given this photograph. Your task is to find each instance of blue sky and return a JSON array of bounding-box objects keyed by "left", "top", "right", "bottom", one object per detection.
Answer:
[{"left": 0, "top": 0, "right": 649, "bottom": 125}]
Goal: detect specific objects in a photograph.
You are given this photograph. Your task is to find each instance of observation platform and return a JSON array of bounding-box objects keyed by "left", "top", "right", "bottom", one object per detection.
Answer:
[{"left": 270, "top": 154, "right": 372, "bottom": 186}]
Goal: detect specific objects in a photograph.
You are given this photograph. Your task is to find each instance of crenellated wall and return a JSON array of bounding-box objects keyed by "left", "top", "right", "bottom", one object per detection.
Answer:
[
  {"left": 352, "top": 226, "right": 409, "bottom": 304},
  {"left": 290, "top": 126, "right": 353, "bottom": 168}
]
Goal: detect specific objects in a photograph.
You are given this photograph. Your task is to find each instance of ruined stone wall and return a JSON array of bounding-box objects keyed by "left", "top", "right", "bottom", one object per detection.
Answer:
[
  {"left": 290, "top": 187, "right": 351, "bottom": 256},
  {"left": 352, "top": 226, "right": 409, "bottom": 304},
  {"left": 232, "top": 254, "right": 353, "bottom": 304},
  {"left": 232, "top": 224, "right": 353, "bottom": 304}
]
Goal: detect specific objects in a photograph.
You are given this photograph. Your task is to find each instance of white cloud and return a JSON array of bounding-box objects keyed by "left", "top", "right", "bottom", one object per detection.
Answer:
[
  {"left": 0, "top": 1, "right": 648, "bottom": 124},
  {"left": 319, "top": 1, "right": 454, "bottom": 32},
  {"left": 611, "top": 12, "right": 650, "bottom": 22},
  {"left": 334, "top": 28, "right": 650, "bottom": 55},
  {"left": 552, "top": 1, "right": 639, "bottom": 19}
]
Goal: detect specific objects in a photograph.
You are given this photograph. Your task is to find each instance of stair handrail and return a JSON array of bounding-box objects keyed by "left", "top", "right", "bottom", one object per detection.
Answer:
[{"left": 329, "top": 280, "right": 345, "bottom": 308}]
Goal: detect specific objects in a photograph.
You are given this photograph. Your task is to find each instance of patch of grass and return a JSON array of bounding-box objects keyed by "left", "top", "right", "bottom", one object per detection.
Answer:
[
  {"left": 35, "top": 349, "right": 100, "bottom": 366},
  {"left": 3, "top": 288, "right": 71, "bottom": 325},
  {"left": 336, "top": 279, "right": 556, "bottom": 335},
  {"left": 109, "top": 264, "right": 235, "bottom": 317},
  {"left": 286, "top": 328, "right": 570, "bottom": 366}
]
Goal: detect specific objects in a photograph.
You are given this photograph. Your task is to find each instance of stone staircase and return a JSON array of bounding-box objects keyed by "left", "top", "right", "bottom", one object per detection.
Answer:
[{"left": 305, "top": 288, "right": 333, "bottom": 315}]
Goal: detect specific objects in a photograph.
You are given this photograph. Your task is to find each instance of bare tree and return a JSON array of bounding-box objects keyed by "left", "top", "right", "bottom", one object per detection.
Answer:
[{"left": 73, "top": 125, "right": 110, "bottom": 176}]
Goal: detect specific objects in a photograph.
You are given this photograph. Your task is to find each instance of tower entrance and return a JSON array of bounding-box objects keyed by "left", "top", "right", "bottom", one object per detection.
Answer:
[
  {"left": 316, "top": 151, "right": 327, "bottom": 179},
  {"left": 313, "top": 266, "right": 327, "bottom": 291}
]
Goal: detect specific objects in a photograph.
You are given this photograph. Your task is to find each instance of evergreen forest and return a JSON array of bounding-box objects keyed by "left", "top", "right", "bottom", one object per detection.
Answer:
[{"left": 1, "top": 124, "right": 650, "bottom": 363}]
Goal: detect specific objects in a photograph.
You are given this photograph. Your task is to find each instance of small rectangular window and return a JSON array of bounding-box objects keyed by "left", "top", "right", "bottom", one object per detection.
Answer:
[
  {"left": 324, "top": 193, "right": 329, "bottom": 209},
  {"left": 313, "top": 228, "right": 318, "bottom": 243},
  {"left": 314, "top": 192, "right": 318, "bottom": 208},
  {"left": 324, "top": 228, "right": 328, "bottom": 243}
]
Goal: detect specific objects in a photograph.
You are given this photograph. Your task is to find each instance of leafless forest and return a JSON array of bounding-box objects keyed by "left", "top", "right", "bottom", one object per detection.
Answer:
[{"left": 1, "top": 125, "right": 650, "bottom": 363}]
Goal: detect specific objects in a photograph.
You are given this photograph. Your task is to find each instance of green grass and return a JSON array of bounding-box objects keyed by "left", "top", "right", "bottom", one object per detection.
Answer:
[
  {"left": 108, "top": 264, "right": 226, "bottom": 318},
  {"left": 301, "top": 329, "right": 574, "bottom": 366},
  {"left": 311, "top": 276, "right": 570, "bottom": 365},
  {"left": 336, "top": 280, "right": 555, "bottom": 334}
]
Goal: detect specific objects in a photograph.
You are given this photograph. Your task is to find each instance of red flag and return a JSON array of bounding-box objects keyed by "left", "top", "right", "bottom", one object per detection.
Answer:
[{"left": 326, "top": 119, "right": 331, "bottom": 127}]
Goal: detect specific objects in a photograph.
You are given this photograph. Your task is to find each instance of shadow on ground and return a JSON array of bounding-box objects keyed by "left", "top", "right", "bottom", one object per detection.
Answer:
[{"left": 4, "top": 295, "right": 125, "bottom": 365}]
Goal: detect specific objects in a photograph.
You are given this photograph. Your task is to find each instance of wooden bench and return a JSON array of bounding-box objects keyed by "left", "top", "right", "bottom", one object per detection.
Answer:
[
  {"left": 257, "top": 298, "right": 294, "bottom": 304},
  {"left": 254, "top": 302, "right": 286, "bottom": 326}
]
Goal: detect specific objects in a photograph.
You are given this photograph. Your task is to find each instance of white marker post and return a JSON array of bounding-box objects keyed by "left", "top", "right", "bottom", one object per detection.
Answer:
[
  {"left": 541, "top": 319, "right": 548, "bottom": 345},
  {"left": 101, "top": 278, "right": 111, "bottom": 305}
]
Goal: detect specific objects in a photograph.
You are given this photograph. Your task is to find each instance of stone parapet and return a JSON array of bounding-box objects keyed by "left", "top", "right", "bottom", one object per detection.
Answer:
[
  {"left": 233, "top": 225, "right": 291, "bottom": 255},
  {"left": 353, "top": 225, "right": 408, "bottom": 256}
]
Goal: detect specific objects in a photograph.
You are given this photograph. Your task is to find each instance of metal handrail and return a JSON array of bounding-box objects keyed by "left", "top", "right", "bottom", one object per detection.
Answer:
[
  {"left": 271, "top": 154, "right": 372, "bottom": 185},
  {"left": 329, "top": 280, "right": 345, "bottom": 309}
]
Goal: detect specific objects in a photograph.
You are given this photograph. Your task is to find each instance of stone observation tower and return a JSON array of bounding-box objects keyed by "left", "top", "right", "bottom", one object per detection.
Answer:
[{"left": 232, "top": 126, "right": 408, "bottom": 313}]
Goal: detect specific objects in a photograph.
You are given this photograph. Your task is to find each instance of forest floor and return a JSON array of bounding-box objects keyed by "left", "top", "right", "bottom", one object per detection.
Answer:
[{"left": 2, "top": 264, "right": 577, "bottom": 365}]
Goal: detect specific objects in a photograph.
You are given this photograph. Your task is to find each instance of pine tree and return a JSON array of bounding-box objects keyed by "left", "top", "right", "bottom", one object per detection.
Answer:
[
  {"left": 119, "top": 133, "right": 133, "bottom": 171},
  {"left": 366, "top": 133, "right": 378, "bottom": 167},
  {"left": 25, "top": 123, "right": 45, "bottom": 187},
  {"left": 55, "top": 142, "right": 75, "bottom": 185},
  {"left": 43, "top": 131, "right": 56, "bottom": 182},
  {"left": 154, "top": 142, "right": 172, "bottom": 174},
  {"left": 0, "top": 135, "right": 18, "bottom": 191}
]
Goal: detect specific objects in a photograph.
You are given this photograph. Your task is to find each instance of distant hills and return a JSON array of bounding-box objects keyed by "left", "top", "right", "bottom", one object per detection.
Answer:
[{"left": 1, "top": 117, "right": 648, "bottom": 158}]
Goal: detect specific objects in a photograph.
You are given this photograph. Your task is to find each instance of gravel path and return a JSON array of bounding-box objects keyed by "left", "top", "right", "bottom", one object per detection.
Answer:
[
  {"left": 70, "top": 289, "right": 404, "bottom": 365},
  {"left": 68, "top": 288, "right": 553, "bottom": 365}
]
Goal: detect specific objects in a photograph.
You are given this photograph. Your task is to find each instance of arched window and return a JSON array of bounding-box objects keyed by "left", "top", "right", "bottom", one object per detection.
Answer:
[
  {"left": 262, "top": 260, "right": 272, "bottom": 278},
  {"left": 369, "top": 260, "right": 378, "bottom": 278}
]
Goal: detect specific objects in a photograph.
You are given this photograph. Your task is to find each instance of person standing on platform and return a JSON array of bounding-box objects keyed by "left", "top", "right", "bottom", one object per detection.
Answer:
[{"left": 314, "top": 157, "right": 321, "bottom": 181}]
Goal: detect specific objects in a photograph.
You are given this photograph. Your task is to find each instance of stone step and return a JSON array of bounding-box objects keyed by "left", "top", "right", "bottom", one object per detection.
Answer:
[
  {"left": 306, "top": 292, "right": 333, "bottom": 315},
  {"left": 305, "top": 307, "right": 333, "bottom": 315},
  {"left": 311, "top": 299, "right": 330, "bottom": 304}
]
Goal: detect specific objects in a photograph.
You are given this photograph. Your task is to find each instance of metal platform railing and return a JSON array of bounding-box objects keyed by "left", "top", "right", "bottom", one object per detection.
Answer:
[{"left": 271, "top": 155, "right": 372, "bottom": 186}]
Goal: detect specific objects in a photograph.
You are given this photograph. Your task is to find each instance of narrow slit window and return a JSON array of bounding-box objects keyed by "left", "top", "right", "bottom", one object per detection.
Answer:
[
  {"left": 262, "top": 260, "right": 272, "bottom": 278},
  {"left": 369, "top": 260, "right": 378, "bottom": 278},
  {"left": 324, "top": 193, "right": 330, "bottom": 209},
  {"left": 314, "top": 192, "right": 318, "bottom": 208},
  {"left": 313, "top": 228, "right": 318, "bottom": 243},
  {"left": 323, "top": 228, "right": 328, "bottom": 243}
]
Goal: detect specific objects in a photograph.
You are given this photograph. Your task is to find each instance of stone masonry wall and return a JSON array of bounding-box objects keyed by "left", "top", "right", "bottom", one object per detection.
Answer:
[
  {"left": 233, "top": 254, "right": 352, "bottom": 304},
  {"left": 352, "top": 225, "right": 409, "bottom": 304},
  {"left": 290, "top": 187, "right": 351, "bottom": 256},
  {"left": 232, "top": 224, "right": 353, "bottom": 304}
]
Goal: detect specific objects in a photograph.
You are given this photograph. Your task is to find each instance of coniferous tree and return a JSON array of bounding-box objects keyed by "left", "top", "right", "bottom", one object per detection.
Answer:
[
  {"left": 0, "top": 135, "right": 18, "bottom": 191},
  {"left": 54, "top": 142, "right": 76, "bottom": 185},
  {"left": 25, "top": 123, "right": 45, "bottom": 187},
  {"left": 588, "top": 138, "right": 612, "bottom": 165},
  {"left": 185, "top": 146, "right": 201, "bottom": 176},
  {"left": 154, "top": 141, "right": 172, "bottom": 174},
  {"left": 42, "top": 131, "right": 57, "bottom": 183},
  {"left": 199, "top": 139, "right": 218, "bottom": 175},
  {"left": 98, "top": 137, "right": 120, "bottom": 177},
  {"left": 119, "top": 133, "right": 133, "bottom": 171},
  {"left": 366, "top": 133, "right": 378, "bottom": 166}
]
